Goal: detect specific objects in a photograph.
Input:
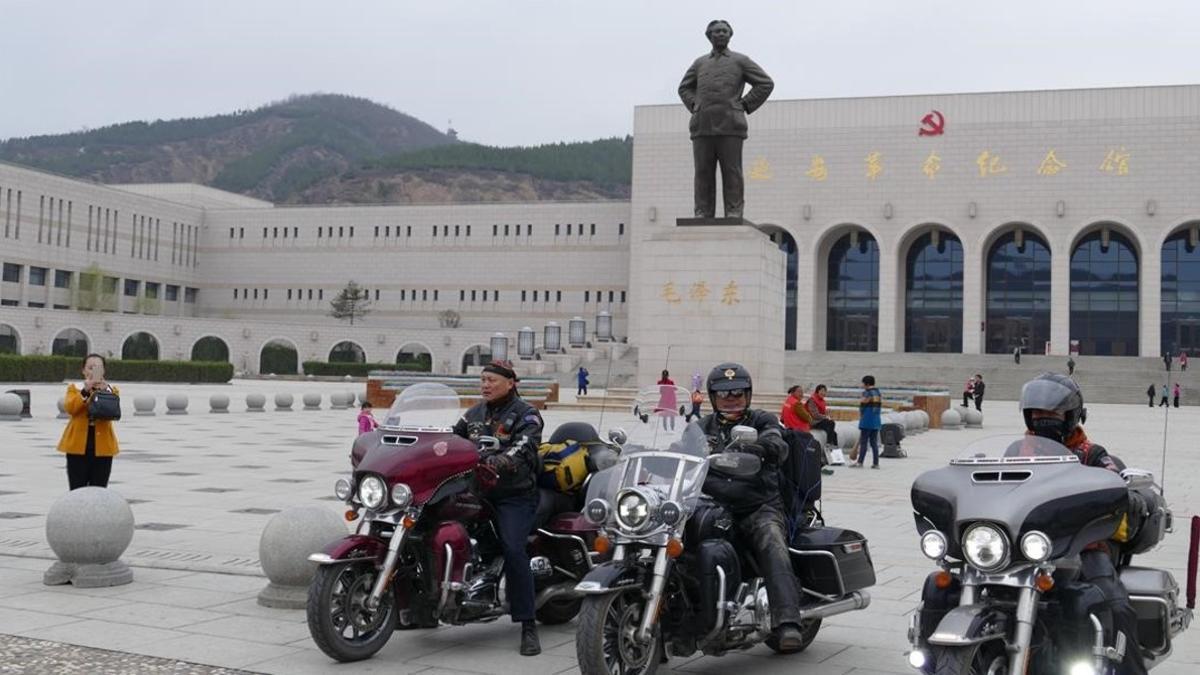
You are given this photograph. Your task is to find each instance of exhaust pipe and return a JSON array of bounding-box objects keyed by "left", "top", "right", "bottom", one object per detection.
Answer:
[
  {"left": 535, "top": 582, "right": 583, "bottom": 608},
  {"left": 796, "top": 591, "right": 871, "bottom": 622}
]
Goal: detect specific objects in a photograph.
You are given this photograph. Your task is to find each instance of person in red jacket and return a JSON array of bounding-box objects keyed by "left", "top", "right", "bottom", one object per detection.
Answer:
[{"left": 780, "top": 385, "right": 812, "bottom": 432}]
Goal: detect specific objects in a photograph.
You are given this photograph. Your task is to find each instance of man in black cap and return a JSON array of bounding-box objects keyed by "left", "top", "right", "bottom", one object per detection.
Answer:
[{"left": 452, "top": 360, "right": 544, "bottom": 655}]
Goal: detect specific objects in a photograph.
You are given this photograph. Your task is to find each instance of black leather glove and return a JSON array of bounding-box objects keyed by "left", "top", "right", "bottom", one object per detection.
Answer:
[
  {"left": 484, "top": 453, "right": 514, "bottom": 474},
  {"left": 747, "top": 442, "right": 780, "bottom": 463}
]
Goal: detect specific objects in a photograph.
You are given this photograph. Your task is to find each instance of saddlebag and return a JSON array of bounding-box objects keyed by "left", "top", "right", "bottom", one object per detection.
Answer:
[
  {"left": 685, "top": 499, "right": 734, "bottom": 544},
  {"left": 1120, "top": 566, "right": 1181, "bottom": 655},
  {"left": 789, "top": 526, "right": 876, "bottom": 596},
  {"left": 696, "top": 539, "right": 741, "bottom": 633}
]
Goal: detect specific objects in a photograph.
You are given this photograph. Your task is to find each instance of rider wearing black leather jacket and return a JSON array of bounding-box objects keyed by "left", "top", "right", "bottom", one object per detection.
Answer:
[
  {"left": 452, "top": 361, "right": 543, "bottom": 657},
  {"left": 1020, "top": 373, "right": 1147, "bottom": 675},
  {"left": 698, "top": 362, "right": 805, "bottom": 652}
]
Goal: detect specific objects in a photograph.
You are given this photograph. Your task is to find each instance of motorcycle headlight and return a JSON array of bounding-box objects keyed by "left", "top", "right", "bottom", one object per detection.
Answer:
[
  {"left": 920, "top": 530, "right": 947, "bottom": 560},
  {"left": 390, "top": 483, "right": 413, "bottom": 509},
  {"left": 585, "top": 498, "right": 610, "bottom": 524},
  {"left": 615, "top": 490, "right": 651, "bottom": 531},
  {"left": 1020, "top": 530, "right": 1052, "bottom": 563},
  {"left": 359, "top": 475, "right": 387, "bottom": 510},
  {"left": 334, "top": 478, "right": 352, "bottom": 501},
  {"left": 962, "top": 523, "right": 1010, "bottom": 572}
]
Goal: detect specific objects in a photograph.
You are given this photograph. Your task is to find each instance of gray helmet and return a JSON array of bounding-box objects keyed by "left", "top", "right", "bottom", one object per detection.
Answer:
[
  {"left": 1019, "top": 372, "right": 1086, "bottom": 436},
  {"left": 707, "top": 362, "right": 753, "bottom": 414}
]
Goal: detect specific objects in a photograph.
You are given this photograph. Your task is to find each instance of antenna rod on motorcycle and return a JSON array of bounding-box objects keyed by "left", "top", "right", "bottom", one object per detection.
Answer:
[
  {"left": 1160, "top": 365, "right": 1171, "bottom": 496},
  {"left": 596, "top": 337, "right": 619, "bottom": 433}
]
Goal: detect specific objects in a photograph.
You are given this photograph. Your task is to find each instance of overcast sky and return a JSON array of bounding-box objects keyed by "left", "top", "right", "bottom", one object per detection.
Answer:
[{"left": 2, "top": 0, "right": 1194, "bottom": 147}]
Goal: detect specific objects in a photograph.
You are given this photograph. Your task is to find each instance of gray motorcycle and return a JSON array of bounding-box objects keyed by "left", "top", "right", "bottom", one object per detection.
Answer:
[{"left": 906, "top": 434, "right": 1193, "bottom": 674}]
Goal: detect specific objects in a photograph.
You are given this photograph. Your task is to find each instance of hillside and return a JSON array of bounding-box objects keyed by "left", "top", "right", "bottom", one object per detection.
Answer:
[{"left": 0, "top": 94, "right": 632, "bottom": 204}]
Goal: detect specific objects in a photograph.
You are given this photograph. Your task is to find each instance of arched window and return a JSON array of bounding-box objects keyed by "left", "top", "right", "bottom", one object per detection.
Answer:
[
  {"left": 826, "top": 231, "right": 879, "bottom": 351},
  {"left": 191, "top": 336, "right": 230, "bottom": 362},
  {"left": 122, "top": 332, "right": 160, "bottom": 360},
  {"left": 0, "top": 324, "right": 18, "bottom": 355},
  {"left": 986, "top": 230, "right": 1051, "bottom": 354},
  {"left": 1070, "top": 229, "right": 1138, "bottom": 356},
  {"left": 260, "top": 339, "right": 298, "bottom": 375},
  {"left": 1161, "top": 226, "right": 1200, "bottom": 356},
  {"left": 329, "top": 341, "right": 366, "bottom": 364},
  {"left": 461, "top": 345, "right": 492, "bottom": 374},
  {"left": 52, "top": 328, "right": 89, "bottom": 357},
  {"left": 905, "top": 231, "right": 963, "bottom": 353},
  {"left": 396, "top": 344, "right": 433, "bottom": 372}
]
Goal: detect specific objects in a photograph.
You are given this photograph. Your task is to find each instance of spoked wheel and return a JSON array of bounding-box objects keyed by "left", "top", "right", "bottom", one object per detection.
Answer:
[
  {"left": 765, "top": 618, "right": 822, "bottom": 654},
  {"left": 930, "top": 642, "right": 1008, "bottom": 675},
  {"left": 576, "top": 589, "right": 661, "bottom": 675},
  {"left": 307, "top": 561, "right": 397, "bottom": 662}
]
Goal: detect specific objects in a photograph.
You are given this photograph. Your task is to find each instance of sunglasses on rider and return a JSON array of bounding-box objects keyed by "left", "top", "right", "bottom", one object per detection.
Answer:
[{"left": 714, "top": 388, "right": 747, "bottom": 399}]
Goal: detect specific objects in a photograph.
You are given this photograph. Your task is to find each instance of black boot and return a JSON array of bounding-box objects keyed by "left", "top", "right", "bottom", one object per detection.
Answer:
[
  {"left": 772, "top": 622, "right": 804, "bottom": 653},
  {"left": 520, "top": 620, "right": 541, "bottom": 656}
]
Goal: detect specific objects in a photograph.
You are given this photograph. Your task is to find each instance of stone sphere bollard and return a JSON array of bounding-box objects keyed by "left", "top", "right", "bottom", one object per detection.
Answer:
[
  {"left": 57, "top": 397, "right": 69, "bottom": 420},
  {"left": 0, "top": 393, "right": 23, "bottom": 421},
  {"left": 44, "top": 487, "right": 134, "bottom": 587},
  {"left": 917, "top": 410, "right": 930, "bottom": 430},
  {"left": 328, "top": 392, "right": 349, "bottom": 410},
  {"left": 941, "top": 407, "right": 963, "bottom": 430},
  {"left": 345, "top": 391, "right": 358, "bottom": 406},
  {"left": 839, "top": 425, "right": 860, "bottom": 451},
  {"left": 165, "top": 393, "right": 189, "bottom": 415},
  {"left": 133, "top": 395, "right": 156, "bottom": 417},
  {"left": 246, "top": 393, "right": 267, "bottom": 412},
  {"left": 258, "top": 506, "right": 348, "bottom": 608},
  {"left": 963, "top": 407, "right": 984, "bottom": 428},
  {"left": 809, "top": 428, "right": 827, "bottom": 449},
  {"left": 274, "top": 392, "right": 294, "bottom": 411},
  {"left": 209, "top": 393, "right": 230, "bottom": 413},
  {"left": 302, "top": 393, "right": 322, "bottom": 411}
]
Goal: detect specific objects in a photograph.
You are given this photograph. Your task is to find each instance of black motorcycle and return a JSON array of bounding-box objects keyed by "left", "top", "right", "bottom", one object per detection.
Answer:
[{"left": 907, "top": 434, "right": 1193, "bottom": 674}]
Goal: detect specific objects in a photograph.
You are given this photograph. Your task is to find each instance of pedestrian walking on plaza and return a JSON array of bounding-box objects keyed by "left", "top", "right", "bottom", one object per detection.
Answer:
[
  {"left": 1181, "top": 351, "right": 1189, "bottom": 372},
  {"left": 357, "top": 401, "right": 378, "bottom": 435},
  {"left": 576, "top": 366, "right": 589, "bottom": 397},
  {"left": 58, "top": 354, "right": 120, "bottom": 490},
  {"left": 962, "top": 377, "right": 974, "bottom": 407},
  {"left": 1174, "top": 382, "right": 1181, "bottom": 408},
  {"left": 972, "top": 374, "right": 986, "bottom": 411},
  {"left": 691, "top": 371, "right": 703, "bottom": 392},
  {"left": 686, "top": 388, "right": 703, "bottom": 422},
  {"left": 1160, "top": 384, "right": 1170, "bottom": 407},
  {"left": 1067, "top": 357, "right": 1076, "bottom": 376},
  {"left": 1163, "top": 353, "right": 1172, "bottom": 371},
  {"left": 1147, "top": 383, "right": 1156, "bottom": 407},
  {"left": 853, "top": 375, "right": 882, "bottom": 469},
  {"left": 1013, "top": 345, "right": 1021, "bottom": 364}
]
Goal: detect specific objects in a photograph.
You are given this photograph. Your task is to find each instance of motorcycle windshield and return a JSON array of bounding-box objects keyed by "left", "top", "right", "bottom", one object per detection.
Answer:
[
  {"left": 381, "top": 382, "right": 462, "bottom": 430},
  {"left": 585, "top": 422, "right": 710, "bottom": 522},
  {"left": 951, "top": 434, "right": 1079, "bottom": 464}
]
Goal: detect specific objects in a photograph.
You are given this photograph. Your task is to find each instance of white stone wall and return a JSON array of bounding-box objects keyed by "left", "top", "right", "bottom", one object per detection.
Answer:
[{"left": 632, "top": 84, "right": 1200, "bottom": 357}]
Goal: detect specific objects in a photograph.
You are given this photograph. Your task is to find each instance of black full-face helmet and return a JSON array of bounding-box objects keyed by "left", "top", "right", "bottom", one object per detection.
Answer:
[
  {"left": 1019, "top": 372, "right": 1086, "bottom": 442},
  {"left": 707, "top": 362, "right": 753, "bottom": 420}
]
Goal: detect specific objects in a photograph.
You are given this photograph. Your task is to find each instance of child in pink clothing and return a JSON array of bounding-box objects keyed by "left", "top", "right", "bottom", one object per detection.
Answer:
[{"left": 357, "top": 401, "right": 379, "bottom": 435}]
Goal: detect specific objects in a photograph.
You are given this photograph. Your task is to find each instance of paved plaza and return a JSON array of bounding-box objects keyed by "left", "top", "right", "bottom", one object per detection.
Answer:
[{"left": 0, "top": 379, "right": 1197, "bottom": 674}]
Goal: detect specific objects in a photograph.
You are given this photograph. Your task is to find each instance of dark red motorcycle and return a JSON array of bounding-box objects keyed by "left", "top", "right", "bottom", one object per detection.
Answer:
[{"left": 306, "top": 383, "right": 606, "bottom": 662}]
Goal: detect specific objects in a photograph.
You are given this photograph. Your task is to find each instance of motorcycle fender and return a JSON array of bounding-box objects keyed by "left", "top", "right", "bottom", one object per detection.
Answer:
[
  {"left": 927, "top": 604, "right": 1008, "bottom": 647},
  {"left": 574, "top": 561, "right": 641, "bottom": 595},
  {"left": 308, "top": 535, "right": 387, "bottom": 565}
]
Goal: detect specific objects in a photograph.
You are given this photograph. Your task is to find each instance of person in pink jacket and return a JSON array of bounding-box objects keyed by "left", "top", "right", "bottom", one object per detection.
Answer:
[{"left": 357, "top": 401, "right": 379, "bottom": 435}]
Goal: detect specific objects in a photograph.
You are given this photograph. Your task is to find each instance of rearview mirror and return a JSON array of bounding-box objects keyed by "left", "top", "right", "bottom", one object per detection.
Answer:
[
  {"left": 607, "top": 428, "right": 628, "bottom": 446},
  {"left": 477, "top": 436, "right": 501, "bottom": 452},
  {"left": 708, "top": 451, "right": 762, "bottom": 477},
  {"left": 730, "top": 425, "right": 758, "bottom": 446}
]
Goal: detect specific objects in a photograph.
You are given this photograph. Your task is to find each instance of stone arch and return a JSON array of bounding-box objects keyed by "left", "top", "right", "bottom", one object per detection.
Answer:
[
  {"left": 460, "top": 344, "right": 492, "bottom": 374},
  {"left": 814, "top": 223, "right": 882, "bottom": 352},
  {"left": 328, "top": 340, "right": 367, "bottom": 364},
  {"left": 756, "top": 223, "right": 799, "bottom": 350},
  {"left": 0, "top": 323, "right": 20, "bottom": 355},
  {"left": 121, "top": 330, "right": 161, "bottom": 360},
  {"left": 1157, "top": 219, "right": 1200, "bottom": 356},
  {"left": 980, "top": 222, "right": 1052, "bottom": 355},
  {"left": 1069, "top": 220, "right": 1140, "bottom": 356},
  {"left": 896, "top": 222, "right": 966, "bottom": 353},
  {"left": 51, "top": 327, "right": 91, "bottom": 357},
  {"left": 190, "top": 335, "right": 231, "bottom": 362},
  {"left": 259, "top": 336, "right": 300, "bottom": 375},
  {"left": 396, "top": 342, "right": 434, "bottom": 372}
]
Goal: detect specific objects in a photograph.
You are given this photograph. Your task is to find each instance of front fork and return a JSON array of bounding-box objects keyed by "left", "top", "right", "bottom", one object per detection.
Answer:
[
  {"left": 636, "top": 546, "right": 670, "bottom": 642},
  {"left": 366, "top": 522, "right": 409, "bottom": 610}
]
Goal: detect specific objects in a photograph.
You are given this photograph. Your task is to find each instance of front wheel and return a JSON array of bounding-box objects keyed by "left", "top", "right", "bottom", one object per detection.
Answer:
[
  {"left": 307, "top": 561, "right": 396, "bottom": 662},
  {"left": 576, "top": 590, "right": 661, "bottom": 675},
  {"left": 929, "top": 642, "right": 1008, "bottom": 675}
]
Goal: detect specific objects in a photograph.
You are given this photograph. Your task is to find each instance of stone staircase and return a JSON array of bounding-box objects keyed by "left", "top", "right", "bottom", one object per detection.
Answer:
[{"left": 785, "top": 352, "right": 1182, "bottom": 405}]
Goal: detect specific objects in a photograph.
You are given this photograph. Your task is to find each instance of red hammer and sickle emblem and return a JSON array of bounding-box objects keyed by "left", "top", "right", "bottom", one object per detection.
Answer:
[{"left": 919, "top": 110, "right": 945, "bottom": 136}]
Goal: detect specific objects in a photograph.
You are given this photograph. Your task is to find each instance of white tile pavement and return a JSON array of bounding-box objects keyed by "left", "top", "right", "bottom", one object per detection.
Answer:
[{"left": 0, "top": 379, "right": 1198, "bottom": 673}]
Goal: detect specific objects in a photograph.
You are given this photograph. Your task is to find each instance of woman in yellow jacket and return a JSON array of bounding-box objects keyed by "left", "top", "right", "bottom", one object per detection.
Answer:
[{"left": 58, "top": 354, "right": 120, "bottom": 489}]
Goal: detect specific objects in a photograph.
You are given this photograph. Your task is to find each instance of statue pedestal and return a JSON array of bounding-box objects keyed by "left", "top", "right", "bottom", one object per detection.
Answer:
[{"left": 633, "top": 223, "right": 785, "bottom": 392}]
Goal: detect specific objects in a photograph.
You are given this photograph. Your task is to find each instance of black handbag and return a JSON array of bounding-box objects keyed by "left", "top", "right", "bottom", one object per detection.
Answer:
[{"left": 87, "top": 390, "right": 122, "bottom": 421}]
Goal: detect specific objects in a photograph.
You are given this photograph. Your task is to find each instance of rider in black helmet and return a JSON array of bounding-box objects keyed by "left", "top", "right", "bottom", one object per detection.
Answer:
[
  {"left": 698, "top": 362, "right": 805, "bottom": 652},
  {"left": 1019, "top": 373, "right": 1147, "bottom": 675}
]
